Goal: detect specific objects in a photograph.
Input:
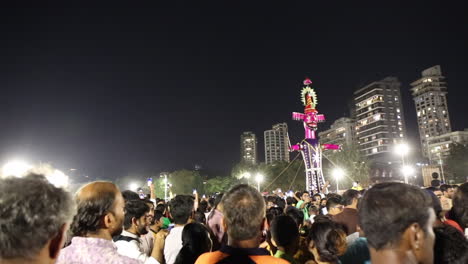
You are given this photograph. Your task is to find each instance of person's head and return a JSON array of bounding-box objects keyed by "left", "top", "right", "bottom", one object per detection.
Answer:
[
  {"left": 155, "top": 203, "right": 166, "bottom": 214},
  {"left": 285, "top": 206, "right": 304, "bottom": 228},
  {"left": 440, "top": 184, "right": 454, "bottom": 199},
  {"left": 307, "top": 215, "right": 347, "bottom": 263},
  {"left": 359, "top": 182, "right": 436, "bottom": 264},
  {"left": 308, "top": 205, "right": 319, "bottom": 216},
  {"left": 143, "top": 199, "right": 155, "bottom": 224},
  {"left": 266, "top": 206, "right": 284, "bottom": 226},
  {"left": 433, "top": 224, "right": 468, "bottom": 264},
  {"left": 301, "top": 191, "right": 310, "bottom": 201},
  {"left": 198, "top": 200, "right": 209, "bottom": 213},
  {"left": 152, "top": 210, "right": 164, "bottom": 230},
  {"left": 275, "top": 196, "right": 286, "bottom": 210},
  {"left": 326, "top": 196, "right": 343, "bottom": 216},
  {"left": 194, "top": 211, "right": 207, "bottom": 224},
  {"left": 174, "top": 223, "right": 212, "bottom": 264},
  {"left": 426, "top": 186, "right": 443, "bottom": 199},
  {"left": 320, "top": 198, "right": 327, "bottom": 207},
  {"left": 286, "top": 196, "right": 296, "bottom": 206},
  {"left": 121, "top": 190, "right": 140, "bottom": 201},
  {"left": 123, "top": 199, "right": 150, "bottom": 236},
  {"left": 450, "top": 182, "right": 468, "bottom": 229},
  {"left": 0, "top": 174, "right": 76, "bottom": 263},
  {"left": 169, "top": 195, "right": 195, "bottom": 225},
  {"left": 221, "top": 184, "right": 266, "bottom": 243},
  {"left": 71, "top": 181, "right": 125, "bottom": 239},
  {"left": 342, "top": 189, "right": 360, "bottom": 208},
  {"left": 313, "top": 193, "right": 322, "bottom": 207},
  {"left": 270, "top": 215, "right": 299, "bottom": 253}
]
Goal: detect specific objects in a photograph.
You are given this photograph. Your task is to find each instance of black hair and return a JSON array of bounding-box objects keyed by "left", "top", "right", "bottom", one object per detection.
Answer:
[
  {"left": 326, "top": 196, "right": 342, "bottom": 211},
  {"left": 433, "top": 224, "right": 468, "bottom": 264},
  {"left": 121, "top": 190, "right": 140, "bottom": 202},
  {"left": 308, "top": 215, "right": 347, "bottom": 263},
  {"left": 169, "top": 195, "right": 194, "bottom": 225},
  {"left": 271, "top": 215, "right": 299, "bottom": 248},
  {"left": 198, "top": 200, "right": 208, "bottom": 213},
  {"left": 285, "top": 206, "right": 304, "bottom": 228},
  {"left": 174, "top": 223, "right": 212, "bottom": 264},
  {"left": 342, "top": 189, "right": 359, "bottom": 206},
  {"left": 71, "top": 188, "right": 117, "bottom": 236},
  {"left": 155, "top": 203, "right": 166, "bottom": 213},
  {"left": 286, "top": 197, "right": 296, "bottom": 206},
  {"left": 449, "top": 182, "right": 468, "bottom": 229},
  {"left": 266, "top": 207, "right": 284, "bottom": 226},
  {"left": 308, "top": 205, "right": 319, "bottom": 215},
  {"left": 123, "top": 199, "right": 150, "bottom": 229},
  {"left": 154, "top": 210, "right": 163, "bottom": 222},
  {"left": 194, "top": 211, "right": 206, "bottom": 224},
  {"left": 275, "top": 197, "right": 286, "bottom": 210},
  {"left": 439, "top": 184, "right": 452, "bottom": 193},
  {"left": 358, "top": 182, "right": 433, "bottom": 250}
]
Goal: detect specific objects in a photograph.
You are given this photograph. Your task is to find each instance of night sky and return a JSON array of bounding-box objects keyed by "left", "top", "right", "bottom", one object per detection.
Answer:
[{"left": 1, "top": 2, "right": 467, "bottom": 180}]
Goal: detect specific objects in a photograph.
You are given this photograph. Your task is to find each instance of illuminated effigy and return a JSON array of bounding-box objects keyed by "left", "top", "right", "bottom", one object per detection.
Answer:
[{"left": 291, "top": 78, "right": 340, "bottom": 193}]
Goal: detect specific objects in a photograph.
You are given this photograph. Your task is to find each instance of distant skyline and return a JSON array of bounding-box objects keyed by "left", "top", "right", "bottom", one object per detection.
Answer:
[{"left": 0, "top": 2, "right": 467, "bottom": 179}]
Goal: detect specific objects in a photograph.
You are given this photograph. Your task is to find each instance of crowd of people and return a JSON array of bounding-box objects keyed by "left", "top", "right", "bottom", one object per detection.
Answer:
[{"left": 1, "top": 173, "right": 468, "bottom": 264}]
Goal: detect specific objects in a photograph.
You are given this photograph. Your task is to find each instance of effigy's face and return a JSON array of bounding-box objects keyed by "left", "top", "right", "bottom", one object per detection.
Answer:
[{"left": 305, "top": 113, "right": 318, "bottom": 129}]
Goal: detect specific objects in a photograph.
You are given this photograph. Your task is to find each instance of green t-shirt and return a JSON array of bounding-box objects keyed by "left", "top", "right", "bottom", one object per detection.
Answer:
[{"left": 274, "top": 250, "right": 298, "bottom": 264}]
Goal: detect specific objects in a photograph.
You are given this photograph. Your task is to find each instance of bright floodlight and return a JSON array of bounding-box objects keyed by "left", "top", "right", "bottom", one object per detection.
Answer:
[
  {"left": 242, "top": 172, "right": 251, "bottom": 179},
  {"left": 2, "top": 160, "right": 32, "bottom": 177},
  {"left": 394, "top": 143, "right": 410, "bottom": 156},
  {"left": 255, "top": 173, "right": 263, "bottom": 183},
  {"left": 46, "top": 169, "right": 69, "bottom": 188},
  {"left": 401, "top": 165, "right": 415, "bottom": 176},
  {"left": 332, "top": 168, "right": 345, "bottom": 180},
  {"left": 129, "top": 182, "right": 139, "bottom": 190}
]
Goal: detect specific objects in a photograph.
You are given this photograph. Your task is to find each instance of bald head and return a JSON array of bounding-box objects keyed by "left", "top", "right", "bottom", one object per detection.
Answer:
[{"left": 71, "top": 181, "right": 125, "bottom": 238}]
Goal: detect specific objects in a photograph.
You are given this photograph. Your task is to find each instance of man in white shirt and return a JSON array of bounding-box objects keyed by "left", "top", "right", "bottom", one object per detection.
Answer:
[
  {"left": 164, "top": 195, "right": 194, "bottom": 264},
  {"left": 115, "top": 199, "right": 166, "bottom": 264}
]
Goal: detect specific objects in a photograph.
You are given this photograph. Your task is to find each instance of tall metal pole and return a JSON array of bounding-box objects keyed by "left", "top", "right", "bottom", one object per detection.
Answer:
[
  {"left": 402, "top": 153, "right": 408, "bottom": 184},
  {"left": 164, "top": 174, "right": 168, "bottom": 202},
  {"left": 439, "top": 153, "right": 446, "bottom": 183}
]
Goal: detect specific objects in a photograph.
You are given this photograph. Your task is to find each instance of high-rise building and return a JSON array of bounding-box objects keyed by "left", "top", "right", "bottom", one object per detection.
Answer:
[
  {"left": 427, "top": 129, "right": 468, "bottom": 164},
  {"left": 240, "top": 131, "right": 257, "bottom": 165},
  {"left": 410, "top": 65, "right": 451, "bottom": 159},
  {"left": 264, "top": 123, "right": 290, "bottom": 164},
  {"left": 318, "top": 117, "right": 355, "bottom": 148},
  {"left": 353, "top": 77, "right": 406, "bottom": 161}
]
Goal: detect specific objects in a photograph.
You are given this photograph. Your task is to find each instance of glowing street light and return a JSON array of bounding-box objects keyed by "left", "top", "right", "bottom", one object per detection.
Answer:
[
  {"left": 129, "top": 182, "right": 139, "bottom": 191},
  {"left": 394, "top": 143, "right": 410, "bottom": 183},
  {"left": 255, "top": 173, "right": 263, "bottom": 192},
  {"left": 332, "top": 168, "right": 345, "bottom": 192},
  {"left": 1, "top": 160, "right": 32, "bottom": 178},
  {"left": 401, "top": 165, "right": 415, "bottom": 183}
]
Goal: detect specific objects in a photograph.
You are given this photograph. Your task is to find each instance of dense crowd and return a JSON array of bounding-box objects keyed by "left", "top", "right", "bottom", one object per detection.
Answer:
[{"left": 1, "top": 173, "right": 468, "bottom": 264}]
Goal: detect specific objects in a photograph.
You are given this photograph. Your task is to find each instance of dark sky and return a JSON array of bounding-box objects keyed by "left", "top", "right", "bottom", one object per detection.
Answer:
[{"left": 1, "top": 2, "right": 467, "bottom": 180}]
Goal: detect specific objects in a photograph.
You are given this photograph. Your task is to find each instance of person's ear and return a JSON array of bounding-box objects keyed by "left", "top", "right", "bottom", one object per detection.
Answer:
[
  {"left": 221, "top": 216, "right": 228, "bottom": 233},
  {"left": 132, "top": 216, "right": 138, "bottom": 227},
  {"left": 406, "top": 223, "right": 424, "bottom": 252},
  {"left": 103, "top": 213, "right": 113, "bottom": 229},
  {"left": 49, "top": 223, "right": 68, "bottom": 259}
]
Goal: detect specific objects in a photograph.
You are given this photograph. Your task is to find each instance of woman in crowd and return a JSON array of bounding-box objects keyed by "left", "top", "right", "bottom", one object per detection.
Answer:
[
  {"left": 306, "top": 215, "right": 347, "bottom": 264},
  {"left": 449, "top": 182, "right": 468, "bottom": 237},
  {"left": 174, "top": 223, "right": 212, "bottom": 264}
]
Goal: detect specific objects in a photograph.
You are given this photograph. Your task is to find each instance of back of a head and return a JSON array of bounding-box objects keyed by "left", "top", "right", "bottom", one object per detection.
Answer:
[
  {"left": 451, "top": 182, "right": 468, "bottom": 229},
  {"left": 433, "top": 224, "right": 468, "bottom": 264},
  {"left": 271, "top": 215, "right": 299, "bottom": 248},
  {"left": 122, "top": 190, "right": 140, "bottom": 202},
  {"left": 221, "top": 184, "right": 266, "bottom": 241},
  {"left": 71, "top": 181, "right": 120, "bottom": 237},
  {"left": 342, "top": 189, "right": 360, "bottom": 206},
  {"left": 285, "top": 206, "right": 304, "bottom": 228},
  {"left": 308, "top": 215, "right": 347, "bottom": 263},
  {"left": 358, "top": 182, "right": 433, "bottom": 250},
  {"left": 123, "top": 199, "right": 150, "bottom": 229},
  {"left": 0, "top": 174, "right": 76, "bottom": 260},
  {"left": 169, "top": 195, "right": 195, "bottom": 225},
  {"left": 266, "top": 206, "right": 284, "bottom": 226},
  {"left": 175, "top": 223, "right": 212, "bottom": 264},
  {"left": 326, "top": 196, "right": 343, "bottom": 211},
  {"left": 439, "top": 184, "right": 452, "bottom": 193}
]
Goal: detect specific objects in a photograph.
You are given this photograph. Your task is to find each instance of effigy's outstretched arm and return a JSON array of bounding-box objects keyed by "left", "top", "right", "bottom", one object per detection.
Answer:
[
  {"left": 290, "top": 144, "right": 302, "bottom": 151},
  {"left": 322, "top": 144, "right": 340, "bottom": 150}
]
